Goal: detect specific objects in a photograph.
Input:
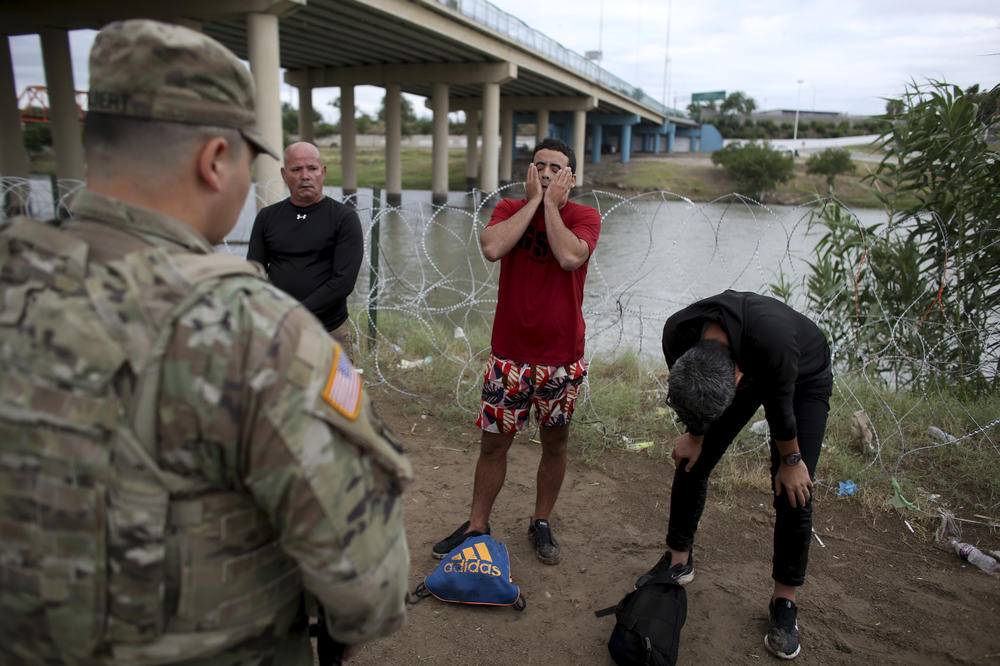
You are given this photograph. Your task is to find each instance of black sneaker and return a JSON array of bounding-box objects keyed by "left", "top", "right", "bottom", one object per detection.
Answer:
[
  {"left": 528, "top": 518, "right": 560, "bottom": 565},
  {"left": 764, "top": 597, "right": 801, "bottom": 660},
  {"left": 647, "top": 549, "right": 695, "bottom": 585},
  {"left": 432, "top": 521, "right": 489, "bottom": 559}
]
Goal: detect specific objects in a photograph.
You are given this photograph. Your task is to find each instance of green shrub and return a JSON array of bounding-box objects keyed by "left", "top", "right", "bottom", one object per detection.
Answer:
[
  {"left": 806, "top": 147, "right": 856, "bottom": 192},
  {"left": 710, "top": 142, "right": 794, "bottom": 202},
  {"left": 806, "top": 80, "right": 1000, "bottom": 394},
  {"left": 22, "top": 123, "right": 52, "bottom": 154}
]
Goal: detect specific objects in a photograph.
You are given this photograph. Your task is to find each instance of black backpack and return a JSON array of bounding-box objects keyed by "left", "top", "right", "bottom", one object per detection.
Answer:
[{"left": 595, "top": 571, "right": 687, "bottom": 665}]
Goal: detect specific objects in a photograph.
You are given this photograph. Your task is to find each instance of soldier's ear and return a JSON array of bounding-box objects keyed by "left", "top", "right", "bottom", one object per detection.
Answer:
[{"left": 196, "top": 136, "right": 231, "bottom": 193}]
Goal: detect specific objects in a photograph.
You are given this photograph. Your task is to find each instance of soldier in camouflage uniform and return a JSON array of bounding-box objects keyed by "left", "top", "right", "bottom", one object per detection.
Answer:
[{"left": 0, "top": 19, "right": 411, "bottom": 665}]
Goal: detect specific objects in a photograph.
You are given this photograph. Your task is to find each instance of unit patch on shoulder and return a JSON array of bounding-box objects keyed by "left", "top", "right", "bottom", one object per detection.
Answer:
[{"left": 322, "top": 345, "right": 362, "bottom": 419}]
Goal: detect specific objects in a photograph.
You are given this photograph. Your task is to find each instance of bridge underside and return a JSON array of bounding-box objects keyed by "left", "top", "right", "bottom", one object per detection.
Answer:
[{"left": 2, "top": 0, "right": 714, "bottom": 206}]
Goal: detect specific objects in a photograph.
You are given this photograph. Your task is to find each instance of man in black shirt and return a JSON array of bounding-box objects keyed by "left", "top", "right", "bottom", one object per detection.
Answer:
[
  {"left": 247, "top": 142, "right": 363, "bottom": 354},
  {"left": 656, "top": 290, "right": 832, "bottom": 660}
]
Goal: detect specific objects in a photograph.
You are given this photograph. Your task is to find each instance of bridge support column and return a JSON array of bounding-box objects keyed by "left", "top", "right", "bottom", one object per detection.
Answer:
[
  {"left": 385, "top": 83, "right": 402, "bottom": 206},
  {"left": 591, "top": 123, "right": 602, "bottom": 164},
  {"left": 536, "top": 108, "right": 549, "bottom": 143},
  {"left": 247, "top": 13, "right": 283, "bottom": 204},
  {"left": 340, "top": 85, "right": 357, "bottom": 199},
  {"left": 480, "top": 82, "right": 499, "bottom": 194},
  {"left": 431, "top": 82, "right": 449, "bottom": 205},
  {"left": 572, "top": 109, "right": 586, "bottom": 187},
  {"left": 39, "top": 28, "right": 84, "bottom": 187},
  {"left": 0, "top": 37, "right": 30, "bottom": 209},
  {"left": 500, "top": 105, "right": 513, "bottom": 183},
  {"left": 464, "top": 107, "right": 478, "bottom": 191},
  {"left": 620, "top": 123, "right": 632, "bottom": 163},
  {"left": 297, "top": 86, "right": 314, "bottom": 143}
]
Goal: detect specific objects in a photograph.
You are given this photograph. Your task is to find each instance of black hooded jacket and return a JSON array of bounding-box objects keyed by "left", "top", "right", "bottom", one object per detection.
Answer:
[{"left": 661, "top": 290, "right": 830, "bottom": 441}]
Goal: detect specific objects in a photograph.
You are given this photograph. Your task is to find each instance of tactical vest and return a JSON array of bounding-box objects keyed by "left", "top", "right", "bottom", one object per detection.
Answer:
[{"left": 0, "top": 216, "right": 304, "bottom": 663}]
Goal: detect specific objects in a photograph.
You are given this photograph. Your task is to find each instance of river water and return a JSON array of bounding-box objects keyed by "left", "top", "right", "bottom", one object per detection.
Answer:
[
  {"left": 9, "top": 177, "right": 886, "bottom": 360},
  {"left": 223, "top": 186, "right": 887, "bottom": 361}
]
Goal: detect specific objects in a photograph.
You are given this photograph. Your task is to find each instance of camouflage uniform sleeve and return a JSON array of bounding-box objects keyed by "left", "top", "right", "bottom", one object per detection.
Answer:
[{"left": 158, "top": 278, "right": 412, "bottom": 645}]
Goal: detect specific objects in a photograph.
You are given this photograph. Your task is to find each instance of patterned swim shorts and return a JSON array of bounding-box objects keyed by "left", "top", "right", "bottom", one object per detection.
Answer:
[{"left": 474, "top": 354, "right": 588, "bottom": 434}]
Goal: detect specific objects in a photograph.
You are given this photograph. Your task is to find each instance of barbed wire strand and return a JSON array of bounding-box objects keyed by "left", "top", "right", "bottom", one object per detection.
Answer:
[{"left": 5, "top": 177, "right": 997, "bottom": 520}]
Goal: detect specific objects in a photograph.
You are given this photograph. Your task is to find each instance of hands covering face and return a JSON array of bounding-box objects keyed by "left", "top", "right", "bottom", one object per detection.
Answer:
[
  {"left": 525, "top": 163, "right": 574, "bottom": 208},
  {"left": 525, "top": 163, "right": 543, "bottom": 202},
  {"left": 545, "top": 166, "right": 574, "bottom": 207}
]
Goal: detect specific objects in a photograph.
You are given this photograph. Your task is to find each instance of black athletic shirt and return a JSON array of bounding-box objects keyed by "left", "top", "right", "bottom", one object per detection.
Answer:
[
  {"left": 247, "top": 196, "right": 363, "bottom": 330},
  {"left": 661, "top": 290, "right": 831, "bottom": 441}
]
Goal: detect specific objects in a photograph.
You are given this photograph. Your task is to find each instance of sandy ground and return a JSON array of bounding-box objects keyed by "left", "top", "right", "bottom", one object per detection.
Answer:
[{"left": 344, "top": 388, "right": 1000, "bottom": 665}]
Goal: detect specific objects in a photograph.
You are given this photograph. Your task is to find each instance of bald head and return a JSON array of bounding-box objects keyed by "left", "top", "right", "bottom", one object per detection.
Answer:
[
  {"left": 284, "top": 141, "right": 321, "bottom": 164},
  {"left": 281, "top": 142, "right": 326, "bottom": 206}
]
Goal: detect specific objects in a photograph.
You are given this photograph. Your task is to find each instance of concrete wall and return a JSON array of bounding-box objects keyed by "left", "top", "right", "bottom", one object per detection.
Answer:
[
  {"left": 699, "top": 124, "right": 723, "bottom": 151},
  {"left": 673, "top": 135, "right": 692, "bottom": 152}
]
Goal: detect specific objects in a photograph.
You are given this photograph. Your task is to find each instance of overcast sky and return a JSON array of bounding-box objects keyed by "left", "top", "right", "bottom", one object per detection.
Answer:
[
  {"left": 501, "top": 0, "right": 998, "bottom": 115},
  {"left": 7, "top": 0, "right": 998, "bottom": 122}
]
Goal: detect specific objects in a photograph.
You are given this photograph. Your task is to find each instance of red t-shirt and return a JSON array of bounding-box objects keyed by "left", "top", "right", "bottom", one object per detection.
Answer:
[{"left": 487, "top": 198, "right": 602, "bottom": 365}]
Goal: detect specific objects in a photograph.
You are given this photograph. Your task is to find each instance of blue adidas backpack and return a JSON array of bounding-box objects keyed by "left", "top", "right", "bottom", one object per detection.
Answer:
[{"left": 409, "top": 534, "right": 526, "bottom": 610}]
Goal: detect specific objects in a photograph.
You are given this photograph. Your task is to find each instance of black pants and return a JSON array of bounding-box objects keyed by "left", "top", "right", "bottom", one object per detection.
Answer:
[{"left": 666, "top": 368, "right": 832, "bottom": 587}]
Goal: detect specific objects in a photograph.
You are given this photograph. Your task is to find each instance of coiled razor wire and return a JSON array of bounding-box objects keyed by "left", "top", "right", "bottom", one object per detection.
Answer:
[{"left": 5, "top": 177, "right": 998, "bottom": 513}]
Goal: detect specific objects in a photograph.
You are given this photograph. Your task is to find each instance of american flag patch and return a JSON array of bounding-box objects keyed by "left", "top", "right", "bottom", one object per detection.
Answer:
[{"left": 322, "top": 346, "right": 362, "bottom": 419}]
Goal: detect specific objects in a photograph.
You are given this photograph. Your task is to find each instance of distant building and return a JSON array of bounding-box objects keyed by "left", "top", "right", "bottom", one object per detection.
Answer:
[
  {"left": 701, "top": 109, "right": 848, "bottom": 123},
  {"left": 701, "top": 108, "right": 870, "bottom": 124},
  {"left": 752, "top": 109, "right": 848, "bottom": 123}
]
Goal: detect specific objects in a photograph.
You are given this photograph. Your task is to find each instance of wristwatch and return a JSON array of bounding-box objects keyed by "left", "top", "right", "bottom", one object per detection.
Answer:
[{"left": 782, "top": 451, "right": 802, "bottom": 466}]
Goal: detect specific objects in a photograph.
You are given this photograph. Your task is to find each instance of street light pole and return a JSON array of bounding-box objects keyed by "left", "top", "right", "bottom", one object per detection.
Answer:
[{"left": 793, "top": 79, "right": 804, "bottom": 142}]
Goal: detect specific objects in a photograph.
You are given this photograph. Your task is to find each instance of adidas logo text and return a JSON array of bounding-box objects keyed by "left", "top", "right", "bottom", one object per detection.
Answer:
[{"left": 443, "top": 541, "right": 503, "bottom": 577}]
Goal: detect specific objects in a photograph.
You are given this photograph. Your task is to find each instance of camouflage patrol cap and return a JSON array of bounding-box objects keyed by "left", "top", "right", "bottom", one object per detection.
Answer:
[{"left": 88, "top": 19, "right": 279, "bottom": 159}]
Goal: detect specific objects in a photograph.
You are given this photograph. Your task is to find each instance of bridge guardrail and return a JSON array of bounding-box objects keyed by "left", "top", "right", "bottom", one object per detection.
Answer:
[{"left": 440, "top": 0, "right": 690, "bottom": 120}]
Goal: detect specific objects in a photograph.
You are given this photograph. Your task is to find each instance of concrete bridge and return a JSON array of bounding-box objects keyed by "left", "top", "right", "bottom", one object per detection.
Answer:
[{"left": 2, "top": 0, "right": 720, "bottom": 206}]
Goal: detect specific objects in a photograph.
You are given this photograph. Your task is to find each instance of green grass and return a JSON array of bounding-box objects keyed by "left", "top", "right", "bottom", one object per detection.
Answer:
[
  {"left": 355, "top": 310, "right": 1000, "bottom": 520},
  {"left": 526, "top": 152, "right": 887, "bottom": 207},
  {"left": 350, "top": 306, "right": 492, "bottom": 436},
  {"left": 818, "top": 378, "right": 1000, "bottom": 512},
  {"left": 783, "top": 161, "right": 883, "bottom": 208},
  {"left": 24, "top": 153, "right": 56, "bottom": 176},
  {"left": 592, "top": 160, "right": 737, "bottom": 201},
  {"left": 572, "top": 349, "right": 673, "bottom": 458},
  {"left": 25, "top": 142, "right": 891, "bottom": 208},
  {"left": 319, "top": 146, "right": 468, "bottom": 190}
]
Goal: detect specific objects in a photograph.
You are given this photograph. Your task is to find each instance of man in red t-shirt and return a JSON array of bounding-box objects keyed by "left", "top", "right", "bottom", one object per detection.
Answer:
[{"left": 432, "top": 138, "right": 601, "bottom": 565}]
